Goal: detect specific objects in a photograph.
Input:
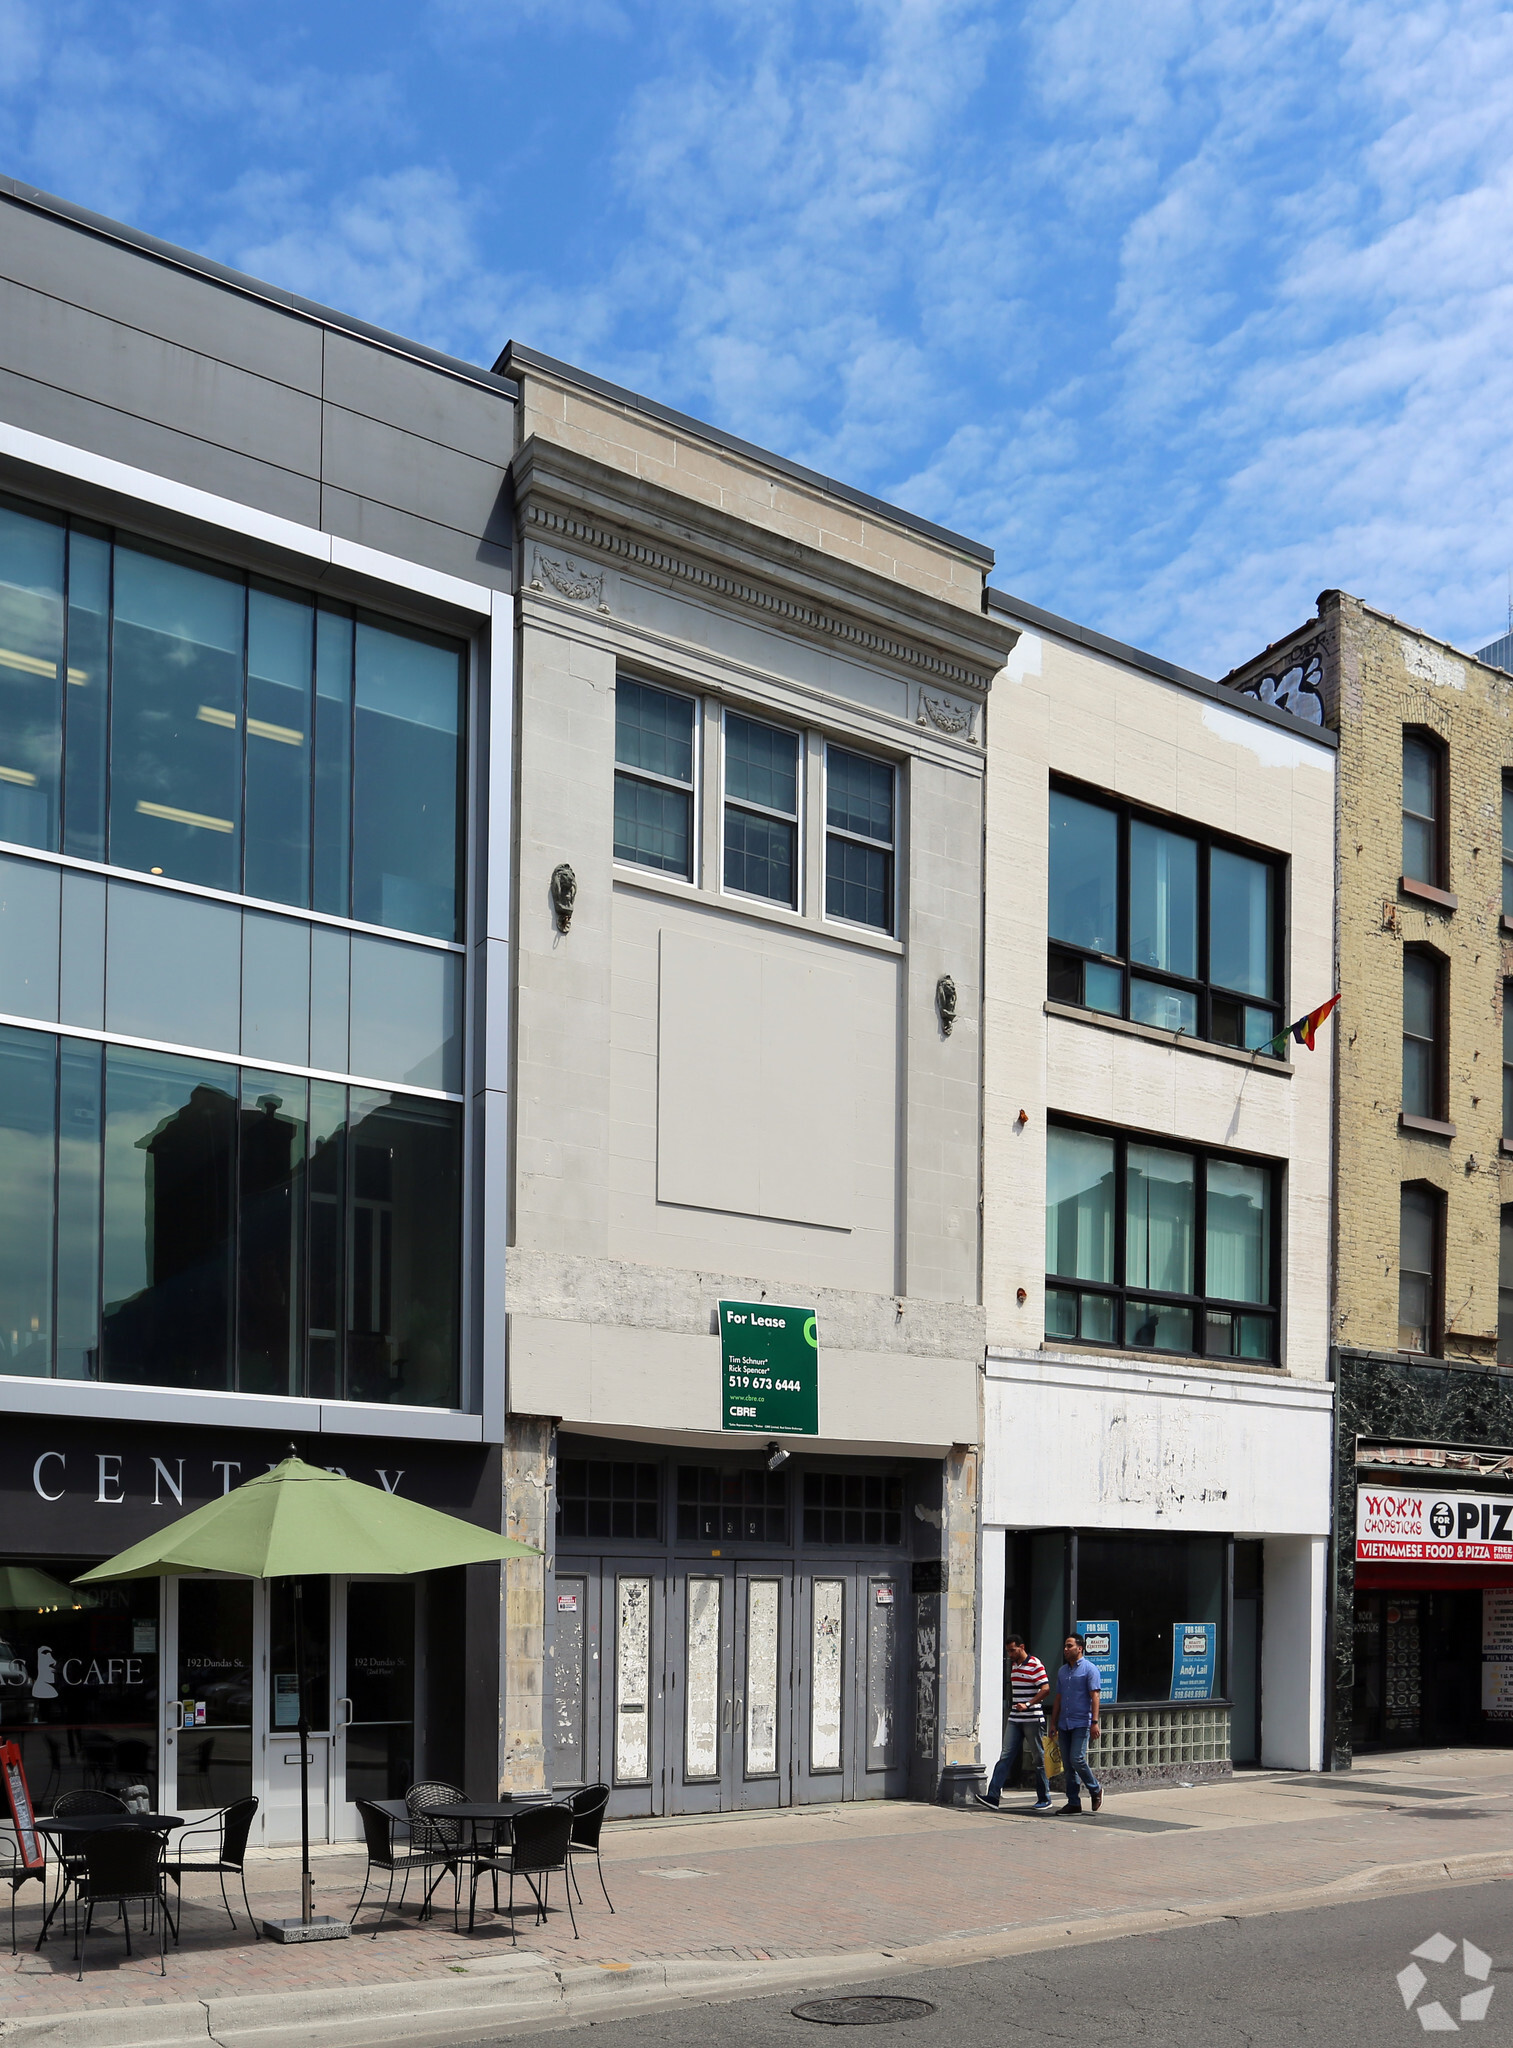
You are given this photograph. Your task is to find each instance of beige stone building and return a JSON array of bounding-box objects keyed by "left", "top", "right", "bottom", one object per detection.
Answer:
[
  {"left": 496, "top": 345, "right": 1015, "bottom": 1810},
  {"left": 1225, "top": 593, "right": 1513, "bottom": 1766},
  {"left": 980, "top": 591, "right": 1337, "bottom": 1785}
]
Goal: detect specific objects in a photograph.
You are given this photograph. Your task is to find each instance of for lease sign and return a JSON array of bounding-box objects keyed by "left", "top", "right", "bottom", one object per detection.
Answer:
[{"left": 1356, "top": 1487, "right": 1513, "bottom": 1564}]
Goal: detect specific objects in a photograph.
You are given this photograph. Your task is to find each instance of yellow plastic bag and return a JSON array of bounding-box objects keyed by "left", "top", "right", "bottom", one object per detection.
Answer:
[{"left": 1043, "top": 1730, "right": 1063, "bottom": 1781}]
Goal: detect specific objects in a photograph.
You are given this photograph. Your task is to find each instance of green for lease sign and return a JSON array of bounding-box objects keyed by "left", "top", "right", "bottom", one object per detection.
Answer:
[{"left": 719, "top": 1300, "right": 818, "bottom": 1436}]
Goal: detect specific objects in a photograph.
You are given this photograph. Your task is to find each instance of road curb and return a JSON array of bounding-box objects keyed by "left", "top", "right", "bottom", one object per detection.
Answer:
[{"left": 6, "top": 1847, "right": 1512, "bottom": 2048}]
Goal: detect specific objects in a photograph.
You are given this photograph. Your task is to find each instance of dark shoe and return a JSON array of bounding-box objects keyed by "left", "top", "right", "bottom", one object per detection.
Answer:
[
  {"left": 1058, "top": 1803, "right": 1083, "bottom": 1815},
  {"left": 1091, "top": 1786, "right": 1103, "bottom": 1812},
  {"left": 972, "top": 1792, "right": 1001, "bottom": 1810}
]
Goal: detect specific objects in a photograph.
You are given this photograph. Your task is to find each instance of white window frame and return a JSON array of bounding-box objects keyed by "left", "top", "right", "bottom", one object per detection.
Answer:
[
  {"left": 719, "top": 703, "right": 804, "bottom": 913},
  {"left": 821, "top": 740, "right": 897, "bottom": 938}
]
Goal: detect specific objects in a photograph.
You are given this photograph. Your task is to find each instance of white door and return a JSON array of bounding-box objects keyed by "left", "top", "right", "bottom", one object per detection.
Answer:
[{"left": 260, "top": 1577, "right": 332, "bottom": 1846}]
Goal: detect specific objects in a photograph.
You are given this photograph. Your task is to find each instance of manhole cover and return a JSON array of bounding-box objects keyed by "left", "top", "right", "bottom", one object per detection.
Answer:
[{"left": 793, "top": 1997, "right": 937, "bottom": 2026}]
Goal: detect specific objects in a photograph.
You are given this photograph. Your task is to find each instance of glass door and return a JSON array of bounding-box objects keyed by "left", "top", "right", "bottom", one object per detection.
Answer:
[
  {"left": 334, "top": 1579, "right": 416, "bottom": 1838},
  {"left": 171, "top": 1579, "right": 256, "bottom": 1826},
  {"left": 263, "top": 1577, "right": 331, "bottom": 1844}
]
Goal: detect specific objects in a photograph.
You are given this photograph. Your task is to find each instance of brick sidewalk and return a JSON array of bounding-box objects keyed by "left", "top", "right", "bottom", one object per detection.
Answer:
[{"left": 4, "top": 1754, "right": 1511, "bottom": 2021}]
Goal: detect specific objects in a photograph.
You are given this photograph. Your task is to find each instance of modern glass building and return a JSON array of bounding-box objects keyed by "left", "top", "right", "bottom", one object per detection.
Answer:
[{"left": 0, "top": 174, "right": 514, "bottom": 1839}]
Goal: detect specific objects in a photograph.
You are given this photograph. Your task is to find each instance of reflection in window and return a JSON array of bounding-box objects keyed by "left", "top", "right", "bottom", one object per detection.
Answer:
[
  {"left": 725, "top": 712, "right": 798, "bottom": 907},
  {"left": 1047, "top": 783, "right": 1282, "bottom": 1053},
  {"left": 1047, "top": 1121, "right": 1277, "bottom": 1361},
  {"left": 614, "top": 678, "right": 695, "bottom": 878},
  {"left": 1398, "top": 1184, "right": 1440, "bottom": 1356},
  {"left": 1075, "top": 1531, "right": 1224, "bottom": 1701},
  {"left": 825, "top": 746, "right": 894, "bottom": 932},
  {"left": 344, "top": 1581, "right": 416, "bottom": 1802},
  {"left": 10, "top": 1026, "right": 460, "bottom": 1404},
  {"left": 0, "top": 494, "right": 467, "bottom": 943}
]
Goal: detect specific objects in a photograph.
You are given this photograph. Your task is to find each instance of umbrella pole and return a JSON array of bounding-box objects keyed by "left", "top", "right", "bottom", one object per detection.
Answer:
[{"left": 294, "top": 1578, "right": 312, "bottom": 1924}]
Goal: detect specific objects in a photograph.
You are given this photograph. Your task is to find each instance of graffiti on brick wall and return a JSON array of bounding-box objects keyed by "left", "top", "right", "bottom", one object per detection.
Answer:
[{"left": 1239, "top": 645, "right": 1325, "bottom": 724}]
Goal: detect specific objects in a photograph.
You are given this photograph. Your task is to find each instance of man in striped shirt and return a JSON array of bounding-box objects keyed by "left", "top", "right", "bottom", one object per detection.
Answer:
[{"left": 974, "top": 1636, "right": 1053, "bottom": 1812}]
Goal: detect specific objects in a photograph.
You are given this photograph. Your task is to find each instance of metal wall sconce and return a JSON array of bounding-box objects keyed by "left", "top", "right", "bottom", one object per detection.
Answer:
[{"left": 550, "top": 862, "right": 577, "bottom": 934}]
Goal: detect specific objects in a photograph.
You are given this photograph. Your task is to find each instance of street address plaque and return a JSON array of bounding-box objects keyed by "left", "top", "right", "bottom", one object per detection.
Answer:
[{"left": 719, "top": 1300, "right": 818, "bottom": 1436}]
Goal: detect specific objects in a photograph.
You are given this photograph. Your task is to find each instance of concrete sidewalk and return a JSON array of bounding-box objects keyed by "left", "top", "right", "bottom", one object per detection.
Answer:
[{"left": 5, "top": 1753, "right": 1513, "bottom": 2046}]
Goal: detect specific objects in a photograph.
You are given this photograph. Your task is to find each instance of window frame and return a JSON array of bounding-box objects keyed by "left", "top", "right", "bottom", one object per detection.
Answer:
[
  {"left": 1401, "top": 943, "right": 1448, "bottom": 1124},
  {"left": 720, "top": 703, "right": 803, "bottom": 911},
  {"left": 1043, "top": 1115, "right": 1282, "bottom": 1365},
  {"left": 1045, "top": 777, "right": 1286, "bottom": 1056},
  {"left": 822, "top": 740, "right": 897, "bottom": 936},
  {"left": 611, "top": 672, "right": 700, "bottom": 885},
  {"left": 1397, "top": 1181, "right": 1444, "bottom": 1359},
  {"left": 1500, "top": 1204, "right": 1513, "bottom": 1367},
  {"left": 1503, "top": 773, "right": 1513, "bottom": 922},
  {"left": 1401, "top": 728, "right": 1446, "bottom": 890}
]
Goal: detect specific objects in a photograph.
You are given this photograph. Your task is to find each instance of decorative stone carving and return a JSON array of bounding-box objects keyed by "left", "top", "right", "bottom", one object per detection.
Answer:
[
  {"left": 531, "top": 551, "right": 605, "bottom": 609},
  {"left": 936, "top": 975, "right": 957, "bottom": 1037},
  {"left": 917, "top": 688, "right": 978, "bottom": 741}
]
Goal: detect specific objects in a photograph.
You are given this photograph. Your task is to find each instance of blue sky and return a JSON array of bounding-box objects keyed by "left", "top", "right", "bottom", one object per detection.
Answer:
[{"left": 2, "top": 0, "right": 1511, "bottom": 678}]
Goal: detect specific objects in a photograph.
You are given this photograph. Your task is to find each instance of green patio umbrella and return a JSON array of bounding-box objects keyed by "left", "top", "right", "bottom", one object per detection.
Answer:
[
  {"left": 77, "top": 1456, "right": 540, "bottom": 1942},
  {"left": 0, "top": 1565, "right": 96, "bottom": 1612}
]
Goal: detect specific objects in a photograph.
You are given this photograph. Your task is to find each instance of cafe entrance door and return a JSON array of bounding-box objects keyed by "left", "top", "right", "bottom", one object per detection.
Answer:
[{"left": 163, "top": 1576, "right": 417, "bottom": 1845}]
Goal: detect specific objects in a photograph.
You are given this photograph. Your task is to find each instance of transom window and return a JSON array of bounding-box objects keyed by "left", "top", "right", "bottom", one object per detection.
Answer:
[
  {"left": 724, "top": 711, "right": 799, "bottom": 907},
  {"left": 1046, "top": 782, "right": 1283, "bottom": 1054},
  {"left": 614, "top": 677, "right": 696, "bottom": 879},
  {"left": 0, "top": 493, "right": 466, "bottom": 940},
  {"left": 825, "top": 746, "right": 894, "bottom": 933},
  {"left": 676, "top": 1466, "right": 788, "bottom": 1543},
  {"left": 802, "top": 1473, "right": 905, "bottom": 1546},
  {"left": 556, "top": 1459, "right": 660, "bottom": 1541},
  {"left": 1045, "top": 1121, "right": 1278, "bottom": 1363},
  {"left": 1402, "top": 732, "right": 1444, "bottom": 888}
]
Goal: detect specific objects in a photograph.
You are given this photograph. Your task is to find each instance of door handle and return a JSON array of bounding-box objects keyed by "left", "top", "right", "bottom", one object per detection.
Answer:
[
  {"left": 168, "top": 1703, "right": 184, "bottom": 1730},
  {"left": 337, "top": 1697, "right": 353, "bottom": 1728}
]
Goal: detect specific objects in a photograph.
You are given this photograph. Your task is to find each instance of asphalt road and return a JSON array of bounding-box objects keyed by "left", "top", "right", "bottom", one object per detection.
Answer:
[{"left": 481, "top": 1878, "right": 1513, "bottom": 2046}]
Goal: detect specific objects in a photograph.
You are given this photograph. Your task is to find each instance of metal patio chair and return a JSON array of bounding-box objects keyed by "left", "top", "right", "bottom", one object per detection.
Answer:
[
  {"left": 466, "top": 1802, "right": 578, "bottom": 1943},
  {"left": 164, "top": 1795, "right": 259, "bottom": 1937},
  {"left": 351, "top": 1799, "right": 457, "bottom": 1938},
  {"left": 73, "top": 1828, "right": 171, "bottom": 1980},
  {"left": 404, "top": 1780, "right": 468, "bottom": 1920},
  {"left": 565, "top": 1784, "right": 614, "bottom": 1912},
  {"left": 49, "top": 1789, "right": 129, "bottom": 1934}
]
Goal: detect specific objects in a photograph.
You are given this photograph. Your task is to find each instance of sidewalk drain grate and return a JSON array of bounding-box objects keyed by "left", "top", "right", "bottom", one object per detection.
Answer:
[{"left": 793, "top": 1998, "right": 937, "bottom": 2026}]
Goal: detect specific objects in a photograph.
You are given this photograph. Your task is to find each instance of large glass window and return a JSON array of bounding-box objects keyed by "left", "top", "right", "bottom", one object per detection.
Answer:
[
  {"left": 1402, "top": 733, "right": 1443, "bottom": 887},
  {"left": 1398, "top": 1184, "right": 1441, "bottom": 1356},
  {"left": 724, "top": 711, "right": 799, "bottom": 907},
  {"left": 1075, "top": 1532, "right": 1224, "bottom": 1702},
  {"left": 1047, "top": 782, "right": 1283, "bottom": 1054},
  {"left": 0, "top": 494, "right": 467, "bottom": 942},
  {"left": 1046, "top": 1121, "right": 1278, "bottom": 1361},
  {"left": 1402, "top": 948, "right": 1445, "bottom": 1120},
  {"left": 825, "top": 746, "right": 894, "bottom": 933},
  {"left": 0, "top": 1023, "right": 461, "bottom": 1404},
  {"left": 614, "top": 677, "right": 696, "bottom": 879},
  {"left": 1499, "top": 1207, "right": 1513, "bottom": 1367}
]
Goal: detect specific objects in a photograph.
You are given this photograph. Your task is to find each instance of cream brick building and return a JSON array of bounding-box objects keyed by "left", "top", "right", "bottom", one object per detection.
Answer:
[
  {"left": 980, "top": 591, "right": 1337, "bottom": 1786},
  {"left": 1227, "top": 593, "right": 1513, "bottom": 1766}
]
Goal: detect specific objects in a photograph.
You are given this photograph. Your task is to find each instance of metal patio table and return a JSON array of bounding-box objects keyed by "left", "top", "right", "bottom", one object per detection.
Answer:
[
  {"left": 411, "top": 1797, "right": 556, "bottom": 1933},
  {"left": 34, "top": 1813, "right": 185, "bottom": 1949}
]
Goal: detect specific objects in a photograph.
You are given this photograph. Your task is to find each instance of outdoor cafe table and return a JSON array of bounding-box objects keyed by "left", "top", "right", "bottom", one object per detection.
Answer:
[
  {"left": 33, "top": 1814, "right": 185, "bottom": 1948},
  {"left": 408, "top": 1798, "right": 557, "bottom": 1933}
]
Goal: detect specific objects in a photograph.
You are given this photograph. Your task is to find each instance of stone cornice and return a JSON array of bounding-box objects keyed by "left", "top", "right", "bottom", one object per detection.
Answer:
[{"left": 511, "top": 436, "right": 1015, "bottom": 701}]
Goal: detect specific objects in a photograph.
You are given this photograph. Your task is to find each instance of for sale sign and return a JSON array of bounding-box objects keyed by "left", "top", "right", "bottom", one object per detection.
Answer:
[{"left": 1356, "top": 1487, "right": 1513, "bottom": 1565}]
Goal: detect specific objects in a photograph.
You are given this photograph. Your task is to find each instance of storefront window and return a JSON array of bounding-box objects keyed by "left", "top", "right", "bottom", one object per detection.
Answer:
[
  {"left": 1075, "top": 1532, "right": 1224, "bottom": 1701},
  {"left": 0, "top": 1561, "right": 159, "bottom": 1813}
]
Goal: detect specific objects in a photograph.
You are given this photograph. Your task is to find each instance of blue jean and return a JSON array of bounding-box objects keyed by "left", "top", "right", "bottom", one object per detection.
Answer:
[
  {"left": 986, "top": 1721, "right": 1050, "bottom": 1804},
  {"left": 1060, "top": 1724, "right": 1100, "bottom": 1806}
]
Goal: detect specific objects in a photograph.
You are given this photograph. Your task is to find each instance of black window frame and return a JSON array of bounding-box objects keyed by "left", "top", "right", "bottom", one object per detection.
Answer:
[
  {"left": 1044, "top": 1116, "right": 1282, "bottom": 1365},
  {"left": 1397, "top": 1181, "right": 1444, "bottom": 1359},
  {"left": 1500, "top": 1204, "right": 1513, "bottom": 1367},
  {"left": 675, "top": 1464, "right": 788, "bottom": 1544},
  {"left": 612, "top": 673, "right": 698, "bottom": 882},
  {"left": 555, "top": 1457, "right": 662, "bottom": 1542},
  {"left": 1401, "top": 943, "right": 1448, "bottom": 1123},
  {"left": 823, "top": 742, "right": 896, "bottom": 934},
  {"left": 1046, "top": 777, "right": 1286, "bottom": 1057},
  {"left": 1401, "top": 728, "right": 1446, "bottom": 890}
]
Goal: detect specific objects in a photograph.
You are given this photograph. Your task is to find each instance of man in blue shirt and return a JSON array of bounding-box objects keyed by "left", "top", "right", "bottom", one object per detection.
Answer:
[{"left": 1048, "top": 1632, "right": 1103, "bottom": 1814}]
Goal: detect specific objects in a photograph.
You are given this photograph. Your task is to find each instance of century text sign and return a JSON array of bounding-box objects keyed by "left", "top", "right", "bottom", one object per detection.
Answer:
[{"left": 719, "top": 1301, "right": 818, "bottom": 1436}]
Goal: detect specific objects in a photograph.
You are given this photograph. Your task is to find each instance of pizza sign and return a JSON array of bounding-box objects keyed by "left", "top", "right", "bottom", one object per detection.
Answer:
[{"left": 1356, "top": 1488, "right": 1513, "bottom": 1565}]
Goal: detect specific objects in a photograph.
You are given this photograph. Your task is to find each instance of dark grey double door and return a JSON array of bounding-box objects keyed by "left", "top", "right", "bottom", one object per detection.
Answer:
[{"left": 549, "top": 1556, "right": 907, "bottom": 1816}]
